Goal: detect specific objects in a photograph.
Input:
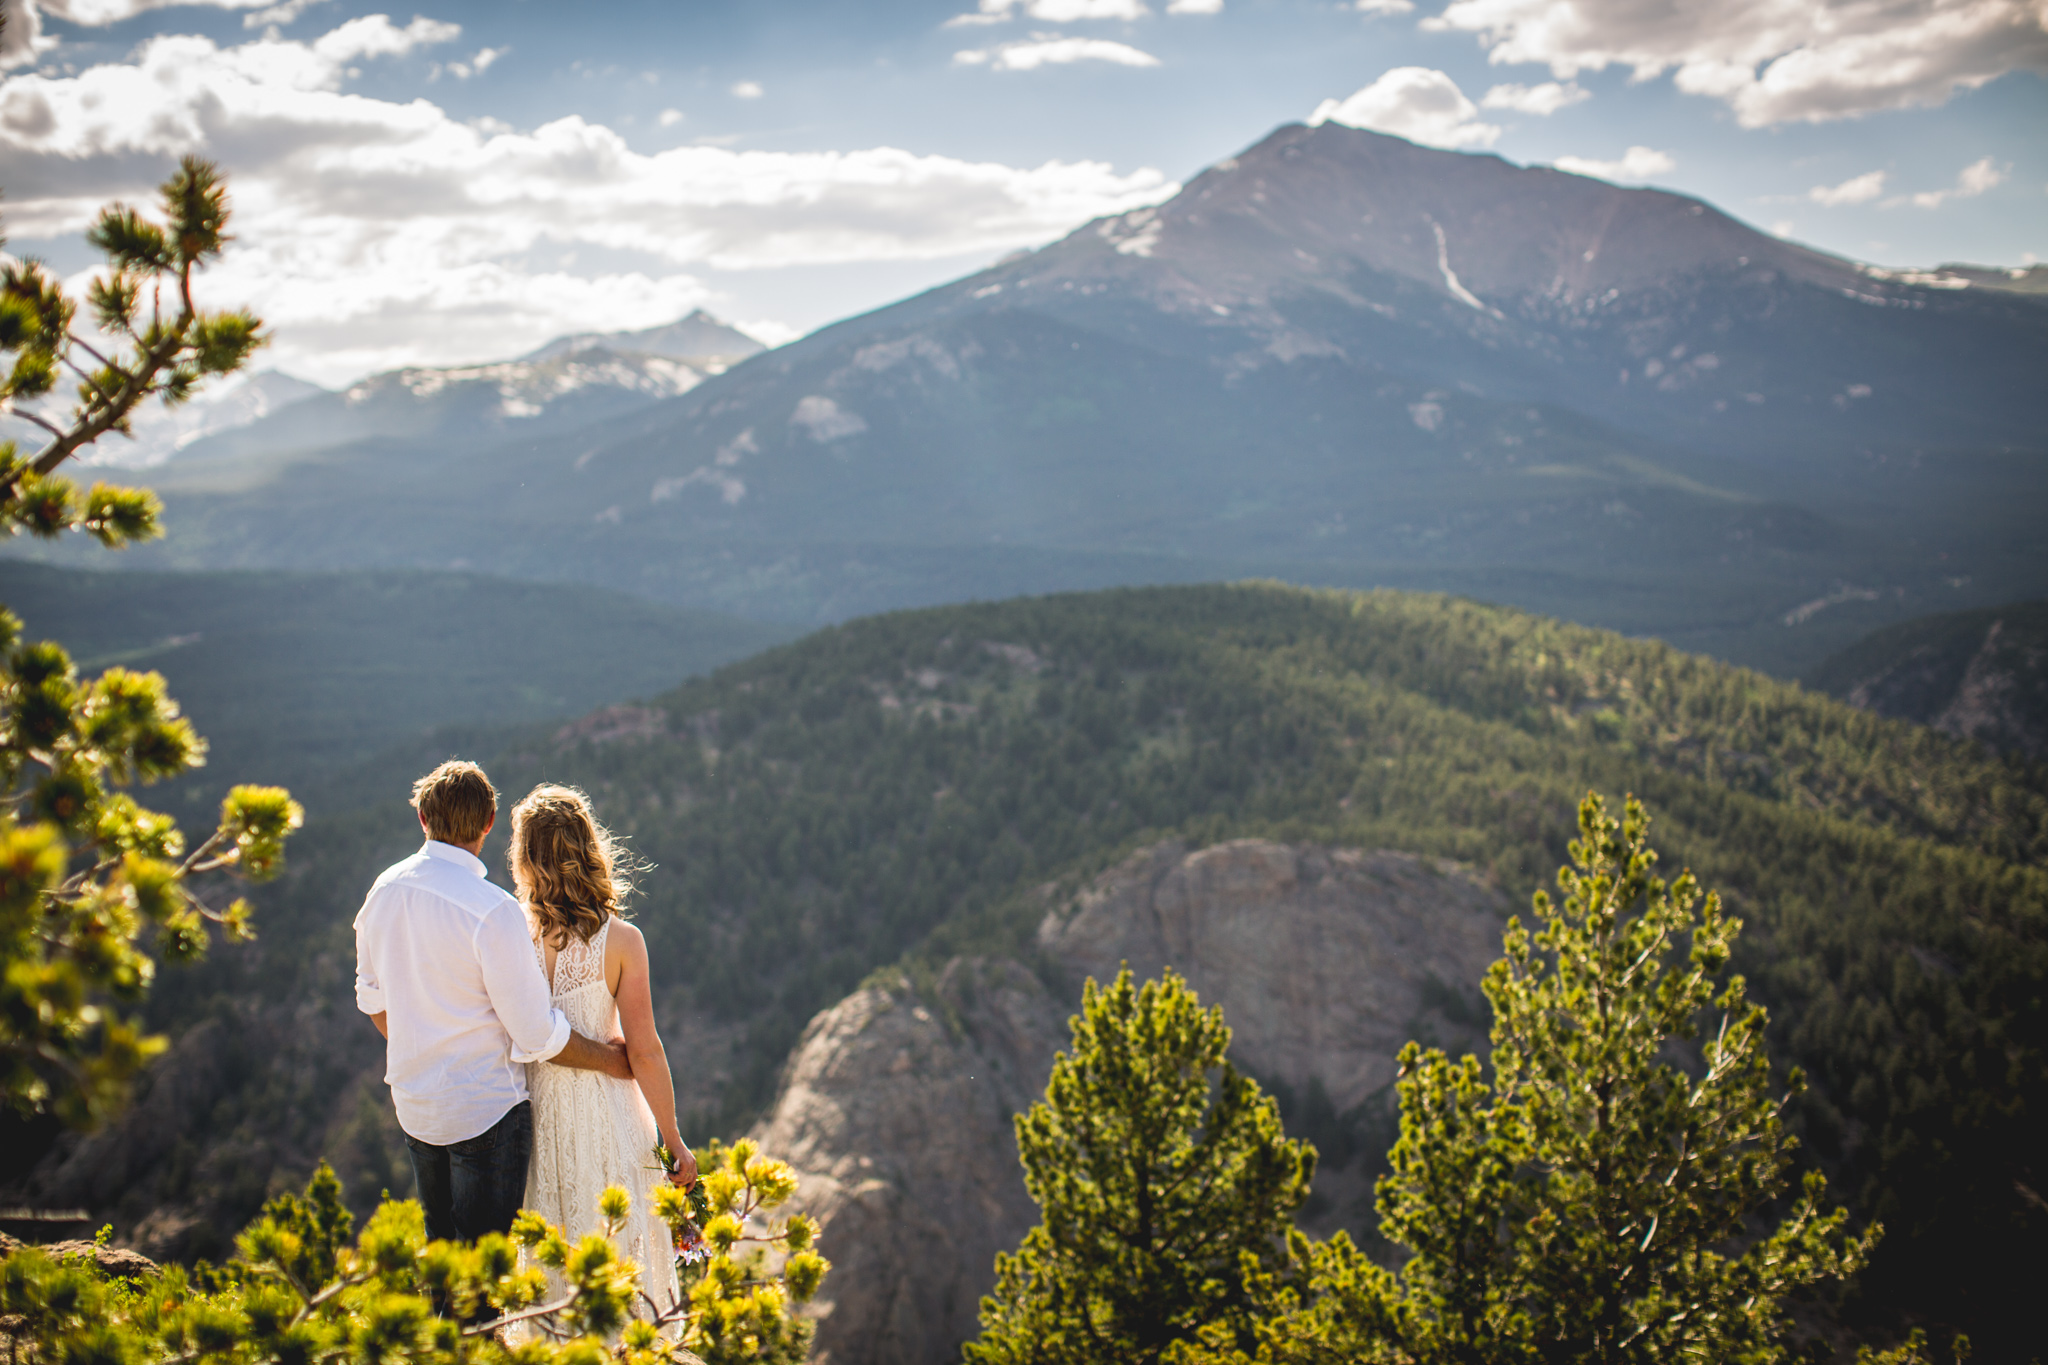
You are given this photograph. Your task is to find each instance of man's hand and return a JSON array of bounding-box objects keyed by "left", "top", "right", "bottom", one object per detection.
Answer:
[{"left": 552, "top": 1029, "right": 634, "bottom": 1079}]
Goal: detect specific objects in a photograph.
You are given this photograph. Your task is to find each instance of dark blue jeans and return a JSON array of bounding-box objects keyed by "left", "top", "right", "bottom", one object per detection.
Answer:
[{"left": 404, "top": 1101, "right": 533, "bottom": 1243}]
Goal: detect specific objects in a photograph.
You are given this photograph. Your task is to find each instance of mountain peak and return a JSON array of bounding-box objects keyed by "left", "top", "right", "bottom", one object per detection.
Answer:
[
  {"left": 522, "top": 311, "right": 767, "bottom": 366},
  {"left": 986, "top": 121, "right": 1853, "bottom": 319}
]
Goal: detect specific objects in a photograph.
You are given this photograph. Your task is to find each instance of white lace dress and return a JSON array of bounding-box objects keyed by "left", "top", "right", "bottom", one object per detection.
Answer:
[{"left": 523, "top": 918, "right": 683, "bottom": 1330}]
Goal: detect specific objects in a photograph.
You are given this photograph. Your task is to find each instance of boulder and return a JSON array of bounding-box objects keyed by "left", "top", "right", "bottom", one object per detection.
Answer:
[{"left": 0, "top": 1234, "right": 160, "bottom": 1281}]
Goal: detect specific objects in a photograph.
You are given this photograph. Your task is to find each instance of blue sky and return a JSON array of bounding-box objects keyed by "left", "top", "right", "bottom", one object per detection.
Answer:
[{"left": 0, "top": 0, "right": 2040, "bottom": 384}]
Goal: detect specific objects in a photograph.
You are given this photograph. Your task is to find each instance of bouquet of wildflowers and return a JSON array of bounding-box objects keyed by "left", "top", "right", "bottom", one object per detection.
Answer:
[{"left": 652, "top": 1141, "right": 713, "bottom": 1270}]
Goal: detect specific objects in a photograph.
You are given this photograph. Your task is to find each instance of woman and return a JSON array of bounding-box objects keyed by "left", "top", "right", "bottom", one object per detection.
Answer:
[{"left": 510, "top": 783, "right": 697, "bottom": 1328}]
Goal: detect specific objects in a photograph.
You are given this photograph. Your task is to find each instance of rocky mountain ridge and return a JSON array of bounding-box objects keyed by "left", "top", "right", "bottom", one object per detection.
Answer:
[{"left": 33, "top": 312, "right": 768, "bottom": 472}]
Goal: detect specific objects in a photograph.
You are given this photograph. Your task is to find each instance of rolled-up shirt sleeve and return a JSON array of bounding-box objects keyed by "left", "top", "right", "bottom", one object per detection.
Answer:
[
  {"left": 477, "top": 901, "right": 571, "bottom": 1063},
  {"left": 354, "top": 907, "right": 387, "bottom": 1016}
]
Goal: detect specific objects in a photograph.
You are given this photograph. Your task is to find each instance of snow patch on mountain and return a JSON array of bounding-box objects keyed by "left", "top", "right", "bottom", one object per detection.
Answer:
[
  {"left": 791, "top": 395, "right": 868, "bottom": 442},
  {"left": 359, "top": 351, "right": 707, "bottom": 417}
]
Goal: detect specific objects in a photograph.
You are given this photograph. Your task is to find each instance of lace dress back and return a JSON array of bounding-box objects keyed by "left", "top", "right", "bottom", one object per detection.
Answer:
[{"left": 521, "top": 916, "right": 682, "bottom": 1333}]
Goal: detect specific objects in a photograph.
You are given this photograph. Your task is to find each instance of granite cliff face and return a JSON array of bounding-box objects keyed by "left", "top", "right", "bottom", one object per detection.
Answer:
[
  {"left": 1046, "top": 839, "right": 1504, "bottom": 1115},
  {"left": 752, "top": 838, "right": 1509, "bottom": 1365},
  {"left": 749, "top": 959, "right": 1065, "bottom": 1364}
]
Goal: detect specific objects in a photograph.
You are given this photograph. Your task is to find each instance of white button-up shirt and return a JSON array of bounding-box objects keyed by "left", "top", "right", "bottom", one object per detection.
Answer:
[{"left": 354, "top": 840, "right": 571, "bottom": 1145}]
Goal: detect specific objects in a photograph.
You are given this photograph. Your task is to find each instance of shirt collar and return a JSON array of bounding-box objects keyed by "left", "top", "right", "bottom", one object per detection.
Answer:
[{"left": 422, "top": 840, "right": 487, "bottom": 877}]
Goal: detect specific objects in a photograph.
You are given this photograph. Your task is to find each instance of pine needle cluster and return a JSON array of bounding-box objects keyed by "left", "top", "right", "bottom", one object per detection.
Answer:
[
  {"left": 0, "top": 156, "right": 297, "bottom": 1128},
  {"left": 0, "top": 1151, "right": 828, "bottom": 1365}
]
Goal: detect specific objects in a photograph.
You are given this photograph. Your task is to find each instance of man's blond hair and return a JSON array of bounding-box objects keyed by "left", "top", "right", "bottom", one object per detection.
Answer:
[{"left": 412, "top": 760, "right": 497, "bottom": 846}]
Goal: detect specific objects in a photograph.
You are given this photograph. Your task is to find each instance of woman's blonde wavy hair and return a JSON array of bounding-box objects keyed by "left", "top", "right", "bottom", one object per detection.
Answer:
[{"left": 509, "top": 784, "right": 639, "bottom": 947}]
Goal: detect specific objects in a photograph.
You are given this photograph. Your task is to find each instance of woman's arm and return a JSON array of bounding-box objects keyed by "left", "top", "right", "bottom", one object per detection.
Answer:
[{"left": 611, "top": 920, "right": 697, "bottom": 1186}]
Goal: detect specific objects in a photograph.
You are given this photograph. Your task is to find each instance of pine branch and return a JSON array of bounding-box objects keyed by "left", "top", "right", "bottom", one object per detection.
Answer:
[
  {"left": 59, "top": 355, "right": 119, "bottom": 409},
  {"left": 64, "top": 334, "right": 122, "bottom": 373},
  {"left": 6, "top": 408, "right": 65, "bottom": 440},
  {"left": 465, "top": 1291, "right": 580, "bottom": 1337}
]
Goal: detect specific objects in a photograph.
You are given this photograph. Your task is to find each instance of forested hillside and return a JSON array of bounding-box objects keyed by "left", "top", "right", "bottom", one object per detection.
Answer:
[
  {"left": 13, "top": 584, "right": 2041, "bottom": 1354},
  {"left": 0, "top": 561, "right": 790, "bottom": 808}
]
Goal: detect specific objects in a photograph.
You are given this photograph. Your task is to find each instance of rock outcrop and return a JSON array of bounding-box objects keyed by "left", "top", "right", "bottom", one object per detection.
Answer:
[
  {"left": 1045, "top": 840, "right": 1505, "bottom": 1114},
  {"left": 1808, "top": 601, "right": 2048, "bottom": 761},
  {"left": 0, "top": 1231, "right": 160, "bottom": 1280},
  {"left": 751, "top": 959, "right": 1066, "bottom": 1365},
  {"left": 752, "top": 839, "right": 1508, "bottom": 1365}
]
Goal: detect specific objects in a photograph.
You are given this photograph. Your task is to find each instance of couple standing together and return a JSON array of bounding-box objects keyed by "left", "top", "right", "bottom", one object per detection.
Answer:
[{"left": 353, "top": 760, "right": 695, "bottom": 1321}]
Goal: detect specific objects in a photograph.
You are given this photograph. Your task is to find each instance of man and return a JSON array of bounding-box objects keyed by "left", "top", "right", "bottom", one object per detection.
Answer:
[{"left": 355, "top": 759, "right": 633, "bottom": 1242}]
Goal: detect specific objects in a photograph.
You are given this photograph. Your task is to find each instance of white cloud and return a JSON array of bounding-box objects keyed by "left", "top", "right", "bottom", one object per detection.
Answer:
[
  {"left": 1909, "top": 155, "right": 2008, "bottom": 207},
  {"left": 312, "top": 14, "right": 459, "bottom": 63},
  {"left": 1809, "top": 170, "right": 1887, "bottom": 205},
  {"left": 946, "top": 0, "right": 1150, "bottom": 23},
  {"left": 3, "top": 0, "right": 297, "bottom": 64},
  {"left": 1957, "top": 155, "right": 2007, "bottom": 194},
  {"left": 1165, "top": 0, "right": 1222, "bottom": 11},
  {"left": 955, "top": 34, "right": 1161, "bottom": 68},
  {"left": 730, "top": 80, "right": 763, "bottom": 98},
  {"left": 1424, "top": 0, "right": 2048, "bottom": 127},
  {"left": 242, "top": 0, "right": 331, "bottom": 28},
  {"left": 0, "top": 24, "right": 1176, "bottom": 384},
  {"left": 433, "top": 44, "right": 504, "bottom": 81},
  {"left": 1479, "top": 80, "right": 1588, "bottom": 114},
  {"left": 657, "top": 107, "right": 683, "bottom": 127},
  {"left": 1308, "top": 67, "right": 1500, "bottom": 149},
  {"left": 1353, "top": 0, "right": 1414, "bottom": 14},
  {"left": 1551, "top": 145, "right": 1676, "bottom": 182}
]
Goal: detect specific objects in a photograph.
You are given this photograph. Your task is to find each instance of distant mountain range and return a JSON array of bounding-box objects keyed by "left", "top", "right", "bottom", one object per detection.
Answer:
[
  {"left": 2, "top": 310, "right": 764, "bottom": 469},
  {"left": 10, "top": 370, "right": 325, "bottom": 469},
  {"left": 17, "top": 125, "right": 2046, "bottom": 675}
]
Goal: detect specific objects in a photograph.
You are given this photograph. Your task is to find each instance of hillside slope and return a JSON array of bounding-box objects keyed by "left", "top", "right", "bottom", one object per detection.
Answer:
[
  {"left": 1809, "top": 600, "right": 2048, "bottom": 760},
  {"left": 36, "top": 124, "right": 2046, "bottom": 674},
  {"left": 11, "top": 584, "right": 2042, "bottom": 1356},
  {"left": 0, "top": 561, "right": 791, "bottom": 807}
]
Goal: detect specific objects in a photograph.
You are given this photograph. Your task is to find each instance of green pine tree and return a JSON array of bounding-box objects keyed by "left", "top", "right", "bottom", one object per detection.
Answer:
[
  {"left": 1192, "top": 792, "right": 1897, "bottom": 1364},
  {"left": 967, "top": 967, "right": 1315, "bottom": 1365},
  {"left": 0, "top": 151, "right": 297, "bottom": 1128}
]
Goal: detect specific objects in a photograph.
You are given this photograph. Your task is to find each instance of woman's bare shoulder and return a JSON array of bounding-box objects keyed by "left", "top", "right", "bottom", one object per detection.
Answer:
[
  {"left": 603, "top": 916, "right": 647, "bottom": 995},
  {"left": 604, "top": 916, "right": 647, "bottom": 966}
]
